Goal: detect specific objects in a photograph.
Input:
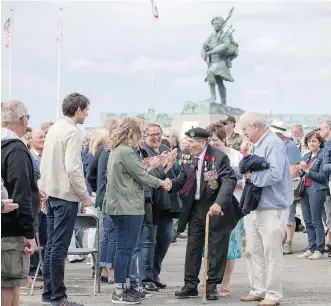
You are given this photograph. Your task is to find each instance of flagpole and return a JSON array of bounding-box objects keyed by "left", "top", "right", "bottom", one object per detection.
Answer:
[
  {"left": 152, "top": 12, "right": 155, "bottom": 109},
  {"left": 56, "top": 8, "right": 63, "bottom": 122},
  {"left": 8, "top": 9, "right": 13, "bottom": 100}
]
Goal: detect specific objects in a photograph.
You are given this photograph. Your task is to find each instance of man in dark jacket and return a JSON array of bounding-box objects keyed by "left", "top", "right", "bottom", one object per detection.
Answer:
[
  {"left": 168, "top": 127, "right": 243, "bottom": 301},
  {"left": 1, "top": 101, "right": 37, "bottom": 304}
]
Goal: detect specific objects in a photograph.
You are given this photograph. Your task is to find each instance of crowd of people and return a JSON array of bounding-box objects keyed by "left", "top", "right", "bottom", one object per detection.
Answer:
[{"left": 1, "top": 93, "right": 331, "bottom": 306}]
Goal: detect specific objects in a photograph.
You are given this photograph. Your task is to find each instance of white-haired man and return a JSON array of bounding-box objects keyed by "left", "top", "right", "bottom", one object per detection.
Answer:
[
  {"left": 240, "top": 113, "right": 293, "bottom": 306},
  {"left": 1, "top": 101, "right": 38, "bottom": 306}
]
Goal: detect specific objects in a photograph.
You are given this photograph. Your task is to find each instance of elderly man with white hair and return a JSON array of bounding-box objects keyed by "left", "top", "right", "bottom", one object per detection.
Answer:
[
  {"left": 1, "top": 101, "right": 39, "bottom": 306},
  {"left": 239, "top": 113, "right": 293, "bottom": 306}
]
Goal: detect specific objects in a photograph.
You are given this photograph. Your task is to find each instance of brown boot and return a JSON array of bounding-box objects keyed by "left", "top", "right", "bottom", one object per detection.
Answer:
[{"left": 240, "top": 295, "right": 264, "bottom": 302}]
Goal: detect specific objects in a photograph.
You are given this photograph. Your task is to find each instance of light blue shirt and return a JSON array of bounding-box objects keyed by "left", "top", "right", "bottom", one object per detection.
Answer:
[
  {"left": 251, "top": 131, "right": 294, "bottom": 210},
  {"left": 284, "top": 139, "right": 302, "bottom": 165}
]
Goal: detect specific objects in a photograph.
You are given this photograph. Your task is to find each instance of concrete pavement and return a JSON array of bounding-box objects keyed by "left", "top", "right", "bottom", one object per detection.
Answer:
[{"left": 21, "top": 232, "right": 331, "bottom": 305}]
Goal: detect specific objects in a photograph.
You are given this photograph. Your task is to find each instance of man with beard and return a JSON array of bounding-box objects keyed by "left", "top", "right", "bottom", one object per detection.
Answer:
[{"left": 166, "top": 127, "right": 243, "bottom": 301}]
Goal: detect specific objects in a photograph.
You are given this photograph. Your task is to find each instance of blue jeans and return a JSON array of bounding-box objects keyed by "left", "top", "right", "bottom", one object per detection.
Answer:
[
  {"left": 153, "top": 215, "right": 173, "bottom": 281},
  {"left": 301, "top": 187, "right": 327, "bottom": 253},
  {"left": 111, "top": 215, "right": 143, "bottom": 289},
  {"left": 139, "top": 214, "right": 173, "bottom": 283},
  {"left": 129, "top": 222, "right": 143, "bottom": 288},
  {"left": 100, "top": 213, "right": 116, "bottom": 268},
  {"left": 42, "top": 197, "right": 78, "bottom": 304}
]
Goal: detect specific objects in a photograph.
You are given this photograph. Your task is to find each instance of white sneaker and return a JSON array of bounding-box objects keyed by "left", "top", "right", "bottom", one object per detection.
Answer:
[
  {"left": 297, "top": 250, "right": 313, "bottom": 259},
  {"left": 309, "top": 251, "right": 324, "bottom": 260}
]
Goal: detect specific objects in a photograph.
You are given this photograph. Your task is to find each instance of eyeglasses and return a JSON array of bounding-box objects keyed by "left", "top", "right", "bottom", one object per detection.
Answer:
[
  {"left": 147, "top": 133, "right": 162, "bottom": 138},
  {"left": 21, "top": 114, "right": 30, "bottom": 120}
]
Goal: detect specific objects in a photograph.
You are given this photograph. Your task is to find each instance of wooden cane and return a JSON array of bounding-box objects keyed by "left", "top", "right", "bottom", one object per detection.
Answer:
[
  {"left": 202, "top": 212, "right": 210, "bottom": 303},
  {"left": 202, "top": 209, "right": 224, "bottom": 303}
]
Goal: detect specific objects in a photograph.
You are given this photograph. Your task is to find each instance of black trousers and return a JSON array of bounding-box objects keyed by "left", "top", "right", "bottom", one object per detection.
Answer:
[
  {"left": 184, "top": 207, "right": 230, "bottom": 291},
  {"left": 29, "top": 212, "right": 47, "bottom": 274}
]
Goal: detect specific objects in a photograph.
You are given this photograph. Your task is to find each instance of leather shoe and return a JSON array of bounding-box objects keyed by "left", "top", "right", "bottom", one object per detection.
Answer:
[
  {"left": 175, "top": 287, "right": 198, "bottom": 299},
  {"left": 155, "top": 280, "right": 166, "bottom": 289},
  {"left": 143, "top": 282, "right": 159, "bottom": 292},
  {"left": 206, "top": 289, "right": 218, "bottom": 300},
  {"left": 258, "top": 298, "right": 279, "bottom": 306}
]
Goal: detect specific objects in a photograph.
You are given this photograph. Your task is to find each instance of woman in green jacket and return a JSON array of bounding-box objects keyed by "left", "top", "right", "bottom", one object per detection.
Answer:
[{"left": 104, "top": 117, "right": 170, "bottom": 304}]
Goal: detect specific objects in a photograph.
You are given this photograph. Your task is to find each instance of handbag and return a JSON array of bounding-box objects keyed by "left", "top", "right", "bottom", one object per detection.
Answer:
[{"left": 293, "top": 174, "right": 306, "bottom": 198}]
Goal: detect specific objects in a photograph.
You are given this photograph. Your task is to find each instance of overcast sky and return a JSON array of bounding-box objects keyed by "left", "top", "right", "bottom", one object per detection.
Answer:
[{"left": 1, "top": 0, "right": 331, "bottom": 128}]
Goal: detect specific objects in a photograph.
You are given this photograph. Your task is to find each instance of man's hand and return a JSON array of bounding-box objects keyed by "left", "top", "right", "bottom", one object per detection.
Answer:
[
  {"left": 209, "top": 203, "right": 224, "bottom": 216},
  {"left": 160, "top": 178, "right": 172, "bottom": 191},
  {"left": 24, "top": 238, "right": 37, "bottom": 255},
  {"left": 1, "top": 199, "right": 19, "bottom": 213},
  {"left": 244, "top": 172, "right": 251, "bottom": 180},
  {"left": 39, "top": 187, "right": 48, "bottom": 202},
  {"left": 82, "top": 197, "right": 93, "bottom": 208}
]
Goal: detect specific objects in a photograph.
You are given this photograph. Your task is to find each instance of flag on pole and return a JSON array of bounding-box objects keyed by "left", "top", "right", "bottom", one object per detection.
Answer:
[
  {"left": 152, "top": 0, "right": 159, "bottom": 19},
  {"left": 3, "top": 18, "right": 11, "bottom": 48}
]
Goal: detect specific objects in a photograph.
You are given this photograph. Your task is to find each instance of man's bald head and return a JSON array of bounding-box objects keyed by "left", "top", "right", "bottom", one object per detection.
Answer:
[
  {"left": 31, "top": 129, "right": 45, "bottom": 152},
  {"left": 1, "top": 100, "right": 29, "bottom": 137}
]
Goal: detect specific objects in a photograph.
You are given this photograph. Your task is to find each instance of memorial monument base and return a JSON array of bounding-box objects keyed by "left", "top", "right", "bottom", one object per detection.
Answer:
[{"left": 171, "top": 100, "right": 245, "bottom": 137}]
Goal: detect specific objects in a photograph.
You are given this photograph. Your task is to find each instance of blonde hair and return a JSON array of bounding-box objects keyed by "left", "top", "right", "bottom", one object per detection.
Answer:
[
  {"left": 41, "top": 121, "right": 54, "bottom": 134},
  {"left": 111, "top": 117, "right": 142, "bottom": 148},
  {"left": 102, "top": 117, "right": 120, "bottom": 135},
  {"left": 89, "top": 129, "right": 110, "bottom": 155}
]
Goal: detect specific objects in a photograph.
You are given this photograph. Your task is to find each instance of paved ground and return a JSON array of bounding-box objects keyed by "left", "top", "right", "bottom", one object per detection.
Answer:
[{"left": 21, "top": 232, "right": 331, "bottom": 306}]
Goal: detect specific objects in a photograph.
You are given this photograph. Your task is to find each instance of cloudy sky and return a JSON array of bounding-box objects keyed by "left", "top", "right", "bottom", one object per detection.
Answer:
[{"left": 1, "top": 0, "right": 331, "bottom": 128}]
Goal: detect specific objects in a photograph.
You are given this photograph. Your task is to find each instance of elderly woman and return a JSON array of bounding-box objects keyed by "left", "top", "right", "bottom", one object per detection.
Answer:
[
  {"left": 207, "top": 122, "right": 244, "bottom": 297},
  {"left": 104, "top": 117, "right": 170, "bottom": 304},
  {"left": 297, "top": 131, "right": 328, "bottom": 260}
]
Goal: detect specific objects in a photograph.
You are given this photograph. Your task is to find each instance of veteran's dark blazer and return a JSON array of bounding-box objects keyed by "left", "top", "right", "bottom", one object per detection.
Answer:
[{"left": 171, "top": 145, "right": 243, "bottom": 235}]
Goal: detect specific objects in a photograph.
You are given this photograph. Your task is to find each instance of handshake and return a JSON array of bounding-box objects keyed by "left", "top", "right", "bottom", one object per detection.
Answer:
[{"left": 160, "top": 178, "right": 172, "bottom": 191}]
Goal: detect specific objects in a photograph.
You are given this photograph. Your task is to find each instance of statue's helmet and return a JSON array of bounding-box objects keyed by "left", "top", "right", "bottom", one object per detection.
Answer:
[{"left": 211, "top": 16, "right": 224, "bottom": 25}]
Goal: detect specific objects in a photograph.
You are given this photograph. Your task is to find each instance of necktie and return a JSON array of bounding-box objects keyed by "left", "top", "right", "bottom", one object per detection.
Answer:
[{"left": 179, "top": 157, "right": 198, "bottom": 198}]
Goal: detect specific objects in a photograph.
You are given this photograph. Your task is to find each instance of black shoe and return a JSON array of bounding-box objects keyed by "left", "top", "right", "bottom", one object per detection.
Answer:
[
  {"left": 128, "top": 287, "right": 146, "bottom": 300},
  {"left": 100, "top": 275, "right": 108, "bottom": 283},
  {"left": 111, "top": 289, "right": 141, "bottom": 304},
  {"left": 206, "top": 289, "right": 219, "bottom": 300},
  {"left": 155, "top": 280, "right": 166, "bottom": 289},
  {"left": 175, "top": 287, "right": 198, "bottom": 299},
  {"left": 58, "top": 297, "right": 84, "bottom": 306},
  {"left": 143, "top": 282, "right": 159, "bottom": 292}
]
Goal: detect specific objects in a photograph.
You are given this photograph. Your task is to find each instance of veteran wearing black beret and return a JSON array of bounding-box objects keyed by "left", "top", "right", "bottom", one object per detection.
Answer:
[{"left": 168, "top": 127, "right": 243, "bottom": 301}]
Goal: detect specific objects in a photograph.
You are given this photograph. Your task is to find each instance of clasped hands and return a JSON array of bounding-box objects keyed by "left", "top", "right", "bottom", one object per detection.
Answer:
[
  {"left": 160, "top": 178, "right": 172, "bottom": 191},
  {"left": 297, "top": 161, "right": 309, "bottom": 174}
]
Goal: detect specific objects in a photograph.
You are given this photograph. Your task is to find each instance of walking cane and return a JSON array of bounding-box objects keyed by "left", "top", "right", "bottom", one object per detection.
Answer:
[{"left": 202, "top": 210, "right": 224, "bottom": 304}]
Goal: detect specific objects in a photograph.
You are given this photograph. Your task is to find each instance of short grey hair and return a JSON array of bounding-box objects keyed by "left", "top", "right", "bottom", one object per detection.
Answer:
[
  {"left": 102, "top": 117, "right": 119, "bottom": 134},
  {"left": 1, "top": 101, "right": 28, "bottom": 124},
  {"left": 292, "top": 123, "right": 303, "bottom": 131},
  {"left": 166, "top": 128, "right": 179, "bottom": 140},
  {"left": 240, "top": 112, "right": 267, "bottom": 128},
  {"left": 320, "top": 119, "right": 331, "bottom": 128}
]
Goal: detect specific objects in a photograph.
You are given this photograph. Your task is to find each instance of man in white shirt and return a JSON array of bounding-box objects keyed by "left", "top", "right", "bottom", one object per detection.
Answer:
[{"left": 39, "top": 93, "right": 93, "bottom": 306}]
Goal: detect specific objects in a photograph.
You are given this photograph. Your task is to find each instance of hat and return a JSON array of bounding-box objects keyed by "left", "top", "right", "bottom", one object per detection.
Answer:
[
  {"left": 270, "top": 120, "right": 288, "bottom": 136},
  {"left": 185, "top": 127, "right": 210, "bottom": 139},
  {"left": 220, "top": 115, "right": 236, "bottom": 125}
]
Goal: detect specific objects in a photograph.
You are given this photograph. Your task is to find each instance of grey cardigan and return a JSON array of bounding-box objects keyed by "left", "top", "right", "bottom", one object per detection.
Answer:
[{"left": 104, "top": 144, "right": 161, "bottom": 215}]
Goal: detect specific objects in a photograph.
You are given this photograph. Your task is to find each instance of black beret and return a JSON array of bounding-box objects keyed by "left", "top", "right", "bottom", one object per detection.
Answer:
[{"left": 185, "top": 127, "right": 210, "bottom": 139}]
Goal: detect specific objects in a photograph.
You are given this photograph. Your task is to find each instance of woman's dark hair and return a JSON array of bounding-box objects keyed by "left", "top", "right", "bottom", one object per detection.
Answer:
[
  {"left": 304, "top": 130, "right": 324, "bottom": 148},
  {"left": 62, "top": 93, "right": 90, "bottom": 117},
  {"left": 206, "top": 122, "right": 227, "bottom": 144}
]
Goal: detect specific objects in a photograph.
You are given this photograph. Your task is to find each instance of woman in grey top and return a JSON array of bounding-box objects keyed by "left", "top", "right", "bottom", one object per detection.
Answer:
[{"left": 103, "top": 117, "right": 170, "bottom": 305}]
